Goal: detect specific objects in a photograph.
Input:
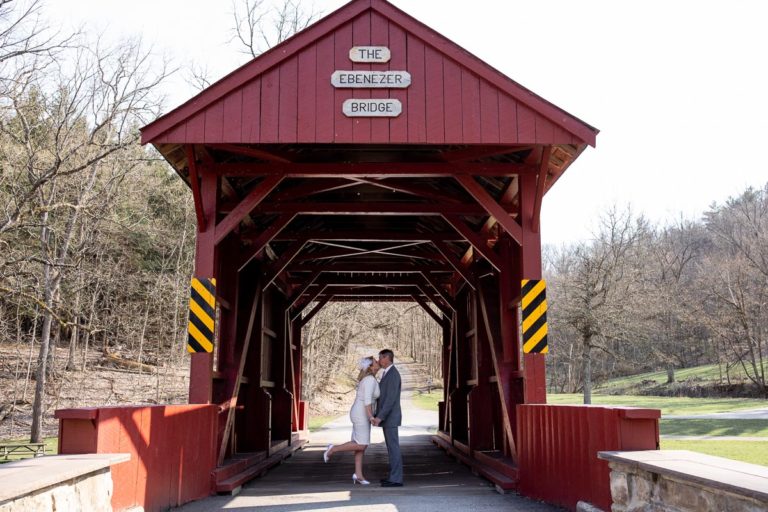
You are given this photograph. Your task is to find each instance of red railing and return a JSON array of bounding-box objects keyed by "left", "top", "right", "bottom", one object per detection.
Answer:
[
  {"left": 517, "top": 404, "right": 660, "bottom": 511},
  {"left": 56, "top": 404, "right": 218, "bottom": 512}
]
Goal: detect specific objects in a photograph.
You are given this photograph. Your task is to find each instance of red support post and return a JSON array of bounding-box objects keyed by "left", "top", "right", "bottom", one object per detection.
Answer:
[
  {"left": 190, "top": 161, "right": 219, "bottom": 405},
  {"left": 519, "top": 172, "right": 547, "bottom": 404}
]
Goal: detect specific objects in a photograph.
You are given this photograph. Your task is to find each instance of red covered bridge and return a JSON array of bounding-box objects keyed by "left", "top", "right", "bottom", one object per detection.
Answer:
[{"left": 55, "top": 1, "right": 660, "bottom": 510}]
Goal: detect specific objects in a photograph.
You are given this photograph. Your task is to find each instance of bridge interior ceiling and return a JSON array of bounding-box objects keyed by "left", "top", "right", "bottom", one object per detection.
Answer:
[{"left": 157, "top": 141, "right": 583, "bottom": 309}]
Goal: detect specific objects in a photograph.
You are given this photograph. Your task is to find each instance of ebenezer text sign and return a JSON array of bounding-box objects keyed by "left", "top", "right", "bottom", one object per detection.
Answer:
[
  {"left": 349, "top": 46, "right": 391, "bottom": 63},
  {"left": 343, "top": 99, "right": 402, "bottom": 117},
  {"left": 331, "top": 71, "right": 411, "bottom": 89}
]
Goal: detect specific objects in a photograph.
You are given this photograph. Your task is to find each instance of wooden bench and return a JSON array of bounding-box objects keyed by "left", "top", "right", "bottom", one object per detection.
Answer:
[{"left": 0, "top": 443, "right": 46, "bottom": 460}]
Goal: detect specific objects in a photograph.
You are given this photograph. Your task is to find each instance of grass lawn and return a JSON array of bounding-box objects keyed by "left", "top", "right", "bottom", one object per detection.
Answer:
[
  {"left": 661, "top": 419, "right": 768, "bottom": 437},
  {"left": 597, "top": 362, "right": 768, "bottom": 392},
  {"left": 308, "top": 415, "right": 338, "bottom": 432},
  {"left": 0, "top": 437, "right": 58, "bottom": 464},
  {"left": 547, "top": 393, "right": 767, "bottom": 416},
  {"left": 661, "top": 439, "right": 768, "bottom": 467},
  {"left": 410, "top": 390, "right": 440, "bottom": 411}
]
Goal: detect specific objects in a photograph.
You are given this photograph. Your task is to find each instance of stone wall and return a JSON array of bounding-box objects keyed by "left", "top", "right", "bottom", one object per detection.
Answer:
[
  {"left": 607, "top": 460, "right": 767, "bottom": 512},
  {"left": 0, "top": 468, "right": 112, "bottom": 512}
]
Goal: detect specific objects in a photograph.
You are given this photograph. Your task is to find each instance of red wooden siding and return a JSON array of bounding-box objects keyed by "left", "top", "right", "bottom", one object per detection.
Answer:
[{"left": 151, "top": 11, "right": 582, "bottom": 146}]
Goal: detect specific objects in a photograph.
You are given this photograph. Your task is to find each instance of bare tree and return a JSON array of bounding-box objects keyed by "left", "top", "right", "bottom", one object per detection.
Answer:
[{"left": 231, "top": 0, "right": 319, "bottom": 59}]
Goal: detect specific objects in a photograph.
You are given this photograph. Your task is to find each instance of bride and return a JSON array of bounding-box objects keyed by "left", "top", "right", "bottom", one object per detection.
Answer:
[{"left": 323, "top": 356, "right": 381, "bottom": 485}]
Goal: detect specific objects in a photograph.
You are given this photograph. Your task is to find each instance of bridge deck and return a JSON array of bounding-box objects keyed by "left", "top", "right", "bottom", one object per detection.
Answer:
[
  {"left": 174, "top": 434, "right": 560, "bottom": 512},
  {"left": 175, "top": 359, "right": 560, "bottom": 512}
]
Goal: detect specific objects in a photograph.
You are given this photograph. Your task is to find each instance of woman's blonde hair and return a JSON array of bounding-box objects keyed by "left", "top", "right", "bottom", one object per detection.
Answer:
[{"left": 356, "top": 356, "right": 377, "bottom": 382}]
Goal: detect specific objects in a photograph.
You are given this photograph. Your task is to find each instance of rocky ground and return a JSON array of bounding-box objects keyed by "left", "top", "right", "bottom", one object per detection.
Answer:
[{"left": 0, "top": 343, "right": 189, "bottom": 441}]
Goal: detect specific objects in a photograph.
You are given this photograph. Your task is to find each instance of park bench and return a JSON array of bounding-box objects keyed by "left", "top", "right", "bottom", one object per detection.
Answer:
[{"left": 0, "top": 442, "right": 46, "bottom": 460}]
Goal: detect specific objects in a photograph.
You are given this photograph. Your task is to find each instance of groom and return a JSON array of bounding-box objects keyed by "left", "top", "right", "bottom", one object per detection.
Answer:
[{"left": 371, "top": 349, "right": 403, "bottom": 487}]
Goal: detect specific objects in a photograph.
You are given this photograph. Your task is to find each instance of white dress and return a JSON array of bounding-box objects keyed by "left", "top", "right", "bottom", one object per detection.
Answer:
[{"left": 349, "top": 375, "right": 380, "bottom": 445}]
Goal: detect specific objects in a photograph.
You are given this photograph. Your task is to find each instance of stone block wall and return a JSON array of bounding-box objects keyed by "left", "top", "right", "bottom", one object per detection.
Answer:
[
  {"left": 0, "top": 468, "right": 113, "bottom": 512},
  {"left": 608, "top": 463, "right": 767, "bottom": 512}
]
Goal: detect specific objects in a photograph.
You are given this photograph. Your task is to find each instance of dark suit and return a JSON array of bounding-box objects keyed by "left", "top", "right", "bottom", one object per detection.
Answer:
[{"left": 375, "top": 365, "right": 403, "bottom": 483}]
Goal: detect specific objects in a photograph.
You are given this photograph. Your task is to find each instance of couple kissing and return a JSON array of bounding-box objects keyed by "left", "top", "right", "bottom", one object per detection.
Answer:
[{"left": 323, "top": 349, "right": 403, "bottom": 487}]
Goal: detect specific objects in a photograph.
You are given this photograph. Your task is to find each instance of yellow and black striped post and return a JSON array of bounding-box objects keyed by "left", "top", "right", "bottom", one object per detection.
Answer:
[
  {"left": 188, "top": 277, "right": 217, "bottom": 353},
  {"left": 521, "top": 279, "right": 548, "bottom": 354}
]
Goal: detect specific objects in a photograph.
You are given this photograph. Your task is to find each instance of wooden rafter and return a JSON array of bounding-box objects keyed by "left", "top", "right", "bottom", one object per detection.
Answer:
[
  {"left": 205, "top": 143, "right": 293, "bottom": 163},
  {"left": 441, "top": 145, "right": 531, "bottom": 162}
]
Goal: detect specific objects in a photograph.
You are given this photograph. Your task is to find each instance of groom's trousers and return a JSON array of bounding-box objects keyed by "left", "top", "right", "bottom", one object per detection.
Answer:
[{"left": 383, "top": 426, "right": 403, "bottom": 483}]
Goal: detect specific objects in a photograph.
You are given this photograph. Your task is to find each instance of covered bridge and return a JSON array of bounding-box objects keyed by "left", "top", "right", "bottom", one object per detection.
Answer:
[{"left": 55, "top": 1, "right": 661, "bottom": 511}]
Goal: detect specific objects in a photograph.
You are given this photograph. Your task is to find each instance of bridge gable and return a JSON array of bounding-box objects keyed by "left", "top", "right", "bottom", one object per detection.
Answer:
[{"left": 141, "top": 0, "right": 596, "bottom": 147}]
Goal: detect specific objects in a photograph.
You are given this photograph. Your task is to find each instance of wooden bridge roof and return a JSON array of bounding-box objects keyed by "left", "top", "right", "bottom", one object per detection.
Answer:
[{"left": 140, "top": 0, "right": 598, "bottom": 309}]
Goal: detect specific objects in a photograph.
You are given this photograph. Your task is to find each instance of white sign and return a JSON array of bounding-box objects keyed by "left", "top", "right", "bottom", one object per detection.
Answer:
[
  {"left": 349, "top": 46, "right": 391, "bottom": 63},
  {"left": 332, "top": 71, "right": 411, "bottom": 89},
  {"left": 343, "top": 99, "right": 402, "bottom": 117}
]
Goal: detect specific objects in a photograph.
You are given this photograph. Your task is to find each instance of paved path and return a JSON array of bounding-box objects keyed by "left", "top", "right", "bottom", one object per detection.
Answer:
[
  {"left": 175, "top": 360, "right": 561, "bottom": 511},
  {"left": 665, "top": 408, "right": 768, "bottom": 420},
  {"left": 662, "top": 435, "right": 768, "bottom": 441}
]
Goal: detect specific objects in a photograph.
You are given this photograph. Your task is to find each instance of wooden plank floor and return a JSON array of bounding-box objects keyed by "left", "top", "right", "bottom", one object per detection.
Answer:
[
  {"left": 175, "top": 360, "right": 562, "bottom": 511},
  {"left": 175, "top": 434, "right": 562, "bottom": 511}
]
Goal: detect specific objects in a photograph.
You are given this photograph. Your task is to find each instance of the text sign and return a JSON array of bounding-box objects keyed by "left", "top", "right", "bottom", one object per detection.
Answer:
[
  {"left": 343, "top": 99, "right": 402, "bottom": 117},
  {"left": 331, "top": 71, "right": 411, "bottom": 89},
  {"left": 349, "top": 46, "right": 391, "bottom": 63}
]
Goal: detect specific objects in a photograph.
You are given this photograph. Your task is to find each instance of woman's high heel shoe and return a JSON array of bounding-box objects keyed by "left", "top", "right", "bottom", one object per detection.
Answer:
[
  {"left": 352, "top": 473, "right": 370, "bottom": 485},
  {"left": 323, "top": 444, "right": 333, "bottom": 463}
]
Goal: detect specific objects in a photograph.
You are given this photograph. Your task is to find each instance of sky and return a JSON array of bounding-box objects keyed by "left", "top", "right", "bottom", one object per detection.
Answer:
[{"left": 46, "top": 0, "right": 768, "bottom": 246}]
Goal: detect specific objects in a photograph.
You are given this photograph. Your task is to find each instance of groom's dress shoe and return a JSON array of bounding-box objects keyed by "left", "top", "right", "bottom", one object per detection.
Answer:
[{"left": 381, "top": 481, "right": 403, "bottom": 487}]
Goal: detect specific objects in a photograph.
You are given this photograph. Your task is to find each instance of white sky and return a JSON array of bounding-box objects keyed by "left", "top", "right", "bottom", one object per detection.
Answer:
[{"left": 47, "top": 0, "right": 768, "bottom": 246}]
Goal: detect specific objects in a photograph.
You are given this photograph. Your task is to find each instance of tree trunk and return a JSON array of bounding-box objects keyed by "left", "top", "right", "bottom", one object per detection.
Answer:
[
  {"left": 31, "top": 266, "right": 54, "bottom": 443},
  {"left": 666, "top": 365, "right": 675, "bottom": 384},
  {"left": 582, "top": 334, "right": 593, "bottom": 405}
]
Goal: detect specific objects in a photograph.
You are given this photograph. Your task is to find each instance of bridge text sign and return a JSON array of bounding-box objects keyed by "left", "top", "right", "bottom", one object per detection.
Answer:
[{"left": 333, "top": 46, "right": 409, "bottom": 118}]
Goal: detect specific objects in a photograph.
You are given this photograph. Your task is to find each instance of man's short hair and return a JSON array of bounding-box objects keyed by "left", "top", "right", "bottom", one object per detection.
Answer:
[{"left": 379, "top": 349, "right": 395, "bottom": 362}]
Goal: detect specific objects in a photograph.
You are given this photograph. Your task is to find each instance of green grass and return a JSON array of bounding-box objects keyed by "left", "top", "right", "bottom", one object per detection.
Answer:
[
  {"left": 598, "top": 362, "right": 768, "bottom": 391},
  {"left": 661, "top": 419, "right": 768, "bottom": 437},
  {"left": 308, "top": 415, "right": 337, "bottom": 432},
  {"left": 410, "top": 390, "right": 441, "bottom": 411},
  {"left": 547, "top": 394, "right": 767, "bottom": 416},
  {"left": 661, "top": 439, "right": 768, "bottom": 467},
  {"left": 0, "top": 437, "right": 58, "bottom": 464}
]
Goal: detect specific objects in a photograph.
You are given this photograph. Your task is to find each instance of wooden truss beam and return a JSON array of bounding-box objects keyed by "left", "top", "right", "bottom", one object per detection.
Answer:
[
  {"left": 532, "top": 146, "right": 552, "bottom": 233},
  {"left": 272, "top": 231, "right": 464, "bottom": 242},
  {"left": 432, "top": 239, "right": 477, "bottom": 290},
  {"left": 185, "top": 145, "right": 207, "bottom": 232},
  {"left": 214, "top": 176, "right": 283, "bottom": 245},
  {"left": 442, "top": 214, "right": 502, "bottom": 271},
  {"left": 253, "top": 201, "right": 486, "bottom": 216},
  {"left": 238, "top": 213, "right": 296, "bottom": 272},
  {"left": 455, "top": 175, "right": 523, "bottom": 245},
  {"left": 411, "top": 293, "right": 446, "bottom": 326}
]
